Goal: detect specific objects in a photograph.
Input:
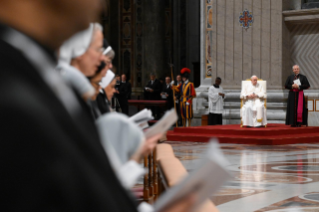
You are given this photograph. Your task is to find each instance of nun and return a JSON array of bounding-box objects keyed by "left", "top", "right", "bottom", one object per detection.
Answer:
[
  {"left": 59, "top": 23, "right": 104, "bottom": 78},
  {"left": 58, "top": 23, "right": 107, "bottom": 120},
  {"left": 87, "top": 61, "right": 108, "bottom": 119},
  {"left": 96, "top": 39, "right": 116, "bottom": 114},
  {"left": 96, "top": 112, "right": 162, "bottom": 188},
  {"left": 96, "top": 68, "right": 118, "bottom": 114}
]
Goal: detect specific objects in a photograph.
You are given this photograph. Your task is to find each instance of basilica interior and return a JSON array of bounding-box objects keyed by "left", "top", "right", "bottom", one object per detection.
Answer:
[{"left": 104, "top": 0, "right": 319, "bottom": 211}]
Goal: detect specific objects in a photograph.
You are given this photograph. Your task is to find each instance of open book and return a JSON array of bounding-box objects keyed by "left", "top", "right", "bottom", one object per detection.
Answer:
[
  {"left": 129, "top": 109, "right": 154, "bottom": 129},
  {"left": 153, "top": 139, "right": 232, "bottom": 212},
  {"left": 144, "top": 108, "right": 177, "bottom": 139}
]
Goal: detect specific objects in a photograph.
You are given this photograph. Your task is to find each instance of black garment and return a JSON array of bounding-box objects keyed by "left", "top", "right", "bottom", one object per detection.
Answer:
[
  {"left": 208, "top": 113, "right": 223, "bottom": 125},
  {"left": 117, "top": 81, "right": 132, "bottom": 115},
  {"left": 161, "top": 84, "right": 173, "bottom": 109},
  {"left": 90, "top": 100, "right": 102, "bottom": 119},
  {"left": 144, "top": 79, "right": 161, "bottom": 119},
  {"left": 175, "top": 82, "right": 183, "bottom": 126},
  {"left": 144, "top": 79, "right": 161, "bottom": 100},
  {"left": 285, "top": 74, "right": 310, "bottom": 126},
  {"left": 113, "top": 81, "right": 121, "bottom": 112},
  {"left": 0, "top": 24, "right": 137, "bottom": 211},
  {"left": 96, "top": 90, "right": 111, "bottom": 115}
]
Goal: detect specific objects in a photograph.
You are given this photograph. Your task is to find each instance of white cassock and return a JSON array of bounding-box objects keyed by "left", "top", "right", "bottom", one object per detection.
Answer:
[
  {"left": 208, "top": 85, "right": 224, "bottom": 114},
  {"left": 240, "top": 82, "right": 267, "bottom": 127}
]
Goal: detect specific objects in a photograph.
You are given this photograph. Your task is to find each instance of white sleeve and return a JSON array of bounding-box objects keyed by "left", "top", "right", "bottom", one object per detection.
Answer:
[
  {"left": 257, "top": 85, "right": 266, "bottom": 98},
  {"left": 240, "top": 85, "right": 247, "bottom": 99},
  {"left": 221, "top": 87, "right": 226, "bottom": 100},
  {"left": 117, "top": 160, "right": 145, "bottom": 189},
  {"left": 138, "top": 202, "right": 154, "bottom": 212},
  {"left": 208, "top": 87, "right": 220, "bottom": 103}
]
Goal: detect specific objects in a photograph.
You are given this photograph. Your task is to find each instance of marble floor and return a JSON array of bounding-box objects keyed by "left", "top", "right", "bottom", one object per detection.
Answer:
[{"left": 166, "top": 141, "right": 319, "bottom": 212}]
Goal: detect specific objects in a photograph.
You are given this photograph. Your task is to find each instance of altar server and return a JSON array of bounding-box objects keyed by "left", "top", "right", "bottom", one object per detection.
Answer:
[
  {"left": 240, "top": 75, "right": 267, "bottom": 127},
  {"left": 208, "top": 77, "right": 225, "bottom": 125},
  {"left": 285, "top": 65, "right": 310, "bottom": 127}
]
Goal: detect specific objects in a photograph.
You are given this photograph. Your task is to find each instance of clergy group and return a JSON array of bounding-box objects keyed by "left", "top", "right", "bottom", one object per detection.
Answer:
[{"left": 207, "top": 66, "right": 310, "bottom": 128}]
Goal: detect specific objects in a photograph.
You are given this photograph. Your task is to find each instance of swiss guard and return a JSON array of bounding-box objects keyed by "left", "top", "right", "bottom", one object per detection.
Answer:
[{"left": 172, "top": 68, "right": 196, "bottom": 127}]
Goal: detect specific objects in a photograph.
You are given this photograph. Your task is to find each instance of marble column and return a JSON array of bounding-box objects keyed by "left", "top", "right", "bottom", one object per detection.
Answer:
[{"left": 143, "top": 0, "right": 165, "bottom": 83}]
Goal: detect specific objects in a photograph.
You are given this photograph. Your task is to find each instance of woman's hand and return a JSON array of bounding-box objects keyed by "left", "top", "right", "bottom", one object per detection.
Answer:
[{"left": 131, "top": 133, "right": 163, "bottom": 163}]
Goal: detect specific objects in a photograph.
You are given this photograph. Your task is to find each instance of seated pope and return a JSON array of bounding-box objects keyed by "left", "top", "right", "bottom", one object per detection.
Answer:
[{"left": 240, "top": 75, "right": 267, "bottom": 127}]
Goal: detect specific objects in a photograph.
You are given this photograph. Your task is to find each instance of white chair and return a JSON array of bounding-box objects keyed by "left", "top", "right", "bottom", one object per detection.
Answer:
[{"left": 240, "top": 79, "right": 267, "bottom": 127}]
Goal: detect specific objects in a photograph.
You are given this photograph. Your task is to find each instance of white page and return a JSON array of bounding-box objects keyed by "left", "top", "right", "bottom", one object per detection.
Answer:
[
  {"left": 144, "top": 108, "right": 177, "bottom": 139},
  {"left": 136, "top": 121, "right": 149, "bottom": 130},
  {"left": 153, "top": 139, "right": 232, "bottom": 212},
  {"left": 161, "top": 94, "right": 167, "bottom": 99},
  {"left": 129, "top": 109, "right": 154, "bottom": 124},
  {"left": 294, "top": 79, "right": 301, "bottom": 86}
]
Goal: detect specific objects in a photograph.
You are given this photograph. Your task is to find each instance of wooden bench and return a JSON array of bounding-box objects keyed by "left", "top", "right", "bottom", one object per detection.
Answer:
[{"left": 142, "top": 144, "right": 175, "bottom": 203}]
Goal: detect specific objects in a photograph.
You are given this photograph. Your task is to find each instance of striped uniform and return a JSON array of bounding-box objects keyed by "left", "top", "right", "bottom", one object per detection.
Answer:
[{"left": 175, "top": 82, "right": 196, "bottom": 119}]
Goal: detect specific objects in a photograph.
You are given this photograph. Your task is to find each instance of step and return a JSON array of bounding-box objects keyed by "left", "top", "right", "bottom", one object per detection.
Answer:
[
  {"left": 167, "top": 132, "right": 319, "bottom": 145},
  {"left": 170, "top": 127, "right": 319, "bottom": 137}
]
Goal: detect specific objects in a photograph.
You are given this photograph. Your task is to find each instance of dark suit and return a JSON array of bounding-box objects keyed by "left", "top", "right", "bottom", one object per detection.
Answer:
[
  {"left": 144, "top": 79, "right": 161, "bottom": 100},
  {"left": 117, "top": 81, "right": 131, "bottom": 115},
  {"left": 175, "top": 81, "right": 183, "bottom": 126},
  {"left": 144, "top": 79, "right": 161, "bottom": 119},
  {"left": 285, "top": 74, "right": 310, "bottom": 126},
  {"left": 0, "top": 24, "right": 137, "bottom": 211},
  {"left": 161, "top": 84, "right": 173, "bottom": 109}
]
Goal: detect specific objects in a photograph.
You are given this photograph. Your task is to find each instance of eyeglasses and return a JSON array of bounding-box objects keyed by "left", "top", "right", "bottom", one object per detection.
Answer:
[{"left": 90, "top": 47, "right": 104, "bottom": 54}]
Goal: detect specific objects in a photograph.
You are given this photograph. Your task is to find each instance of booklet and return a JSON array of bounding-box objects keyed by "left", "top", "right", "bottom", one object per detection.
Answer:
[
  {"left": 293, "top": 79, "right": 301, "bottom": 86},
  {"left": 161, "top": 93, "right": 167, "bottom": 99},
  {"left": 153, "top": 139, "right": 232, "bottom": 212},
  {"left": 144, "top": 108, "right": 177, "bottom": 139},
  {"left": 129, "top": 109, "right": 154, "bottom": 129}
]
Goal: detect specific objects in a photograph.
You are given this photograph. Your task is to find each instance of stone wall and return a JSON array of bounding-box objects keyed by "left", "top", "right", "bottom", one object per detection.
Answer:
[
  {"left": 194, "top": 0, "right": 319, "bottom": 126},
  {"left": 208, "top": 0, "right": 284, "bottom": 89}
]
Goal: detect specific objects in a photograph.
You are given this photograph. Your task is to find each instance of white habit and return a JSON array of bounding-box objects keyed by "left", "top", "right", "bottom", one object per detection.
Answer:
[
  {"left": 240, "top": 82, "right": 267, "bottom": 127},
  {"left": 208, "top": 85, "right": 224, "bottom": 114}
]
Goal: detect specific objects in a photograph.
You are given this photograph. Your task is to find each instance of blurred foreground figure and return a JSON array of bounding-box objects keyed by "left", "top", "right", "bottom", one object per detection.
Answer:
[{"left": 0, "top": 0, "right": 138, "bottom": 211}]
